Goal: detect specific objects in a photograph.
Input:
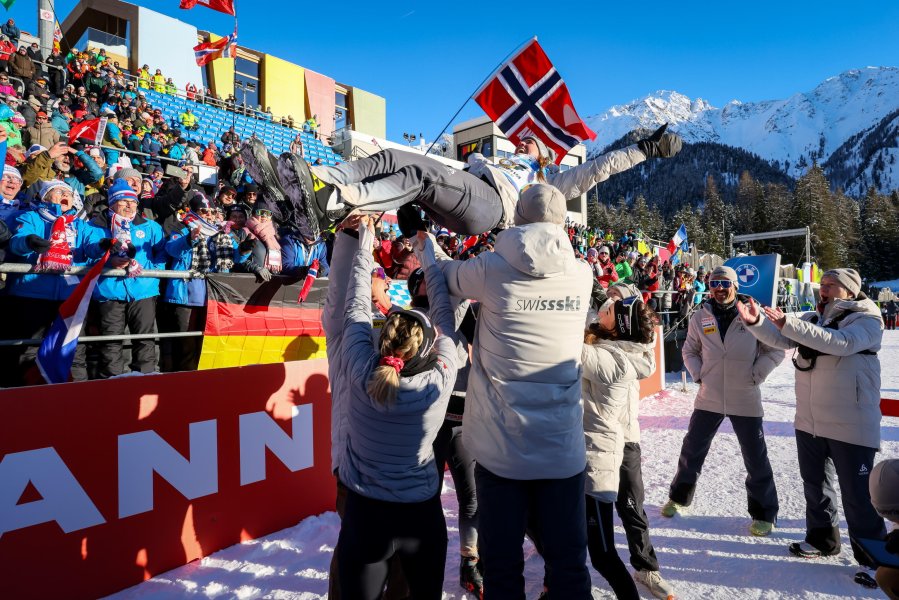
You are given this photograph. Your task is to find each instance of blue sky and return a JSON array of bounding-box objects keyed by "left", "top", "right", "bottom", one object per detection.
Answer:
[{"left": 11, "top": 1, "right": 899, "bottom": 144}]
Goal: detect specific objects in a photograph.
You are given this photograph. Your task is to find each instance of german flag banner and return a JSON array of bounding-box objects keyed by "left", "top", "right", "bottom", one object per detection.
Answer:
[{"left": 199, "top": 274, "right": 329, "bottom": 370}]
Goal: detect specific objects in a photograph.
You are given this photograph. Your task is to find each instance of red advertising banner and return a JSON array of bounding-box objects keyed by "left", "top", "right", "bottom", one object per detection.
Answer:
[{"left": 0, "top": 361, "right": 335, "bottom": 600}]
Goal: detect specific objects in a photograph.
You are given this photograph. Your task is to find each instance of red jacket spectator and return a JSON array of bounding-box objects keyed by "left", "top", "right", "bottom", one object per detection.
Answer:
[
  {"left": 375, "top": 236, "right": 393, "bottom": 272},
  {"left": 595, "top": 251, "right": 619, "bottom": 289},
  {"left": 389, "top": 239, "right": 420, "bottom": 280}
]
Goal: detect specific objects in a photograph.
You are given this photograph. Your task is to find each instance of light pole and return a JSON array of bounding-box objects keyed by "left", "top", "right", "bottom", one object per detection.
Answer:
[{"left": 403, "top": 132, "right": 416, "bottom": 147}]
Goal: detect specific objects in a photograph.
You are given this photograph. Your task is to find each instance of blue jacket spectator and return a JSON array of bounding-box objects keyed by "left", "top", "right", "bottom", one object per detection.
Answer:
[
  {"left": 7, "top": 181, "right": 90, "bottom": 301},
  {"left": 2, "top": 20, "right": 20, "bottom": 46},
  {"left": 280, "top": 232, "right": 330, "bottom": 277}
]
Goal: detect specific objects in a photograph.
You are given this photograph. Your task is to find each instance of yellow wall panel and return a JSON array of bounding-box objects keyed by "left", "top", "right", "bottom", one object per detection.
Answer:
[
  {"left": 261, "top": 54, "right": 306, "bottom": 123},
  {"left": 350, "top": 87, "right": 386, "bottom": 139}
]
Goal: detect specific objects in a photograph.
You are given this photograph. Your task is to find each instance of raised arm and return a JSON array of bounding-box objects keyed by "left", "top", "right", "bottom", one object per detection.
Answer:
[
  {"left": 548, "top": 145, "right": 647, "bottom": 200},
  {"left": 341, "top": 217, "right": 378, "bottom": 382}
]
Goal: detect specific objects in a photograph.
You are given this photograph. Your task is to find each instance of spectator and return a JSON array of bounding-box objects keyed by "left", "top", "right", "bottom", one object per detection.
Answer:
[
  {"left": 159, "top": 192, "right": 240, "bottom": 371},
  {"left": 289, "top": 132, "right": 303, "bottom": 158},
  {"left": 304, "top": 114, "right": 318, "bottom": 138},
  {"left": 137, "top": 64, "right": 151, "bottom": 89},
  {"left": 216, "top": 184, "right": 236, "bottom": 207},
  {"left": 168, "top": 136, "right": 187, "bottom": 162},
  {"left": 221, "top": 126, "right": 239, "bottom": 147},
  {"left": 1, "top": 181, "right": 89, "bottom": 387},
  {"left": 24, "top": 110, "right": 59, "bottom": 148},
  {"left": 202, "top": 141, "right": 219, "bottom": 167},
  {"left": 165, "top": 77, "right": 176, "bottom": 95},
  {"left": 0, "top": 72, "right": 16, "bottom": 97},
  {"left": 83, "top": 179, "right": 166, "bottom": 377},
  {"left": 389, "top": 235, "right": 420, "bottom": 280},
  {"left": 614, "top": 249, "right": 633, "bottom": 282},
  {"left": 430, "top": 184, "right": 593, "bottom": 597},
  {"left": 179, "top": 107, "right": 198, "bottom": 131},
  {"left": 594, "top": 245, "right": 618, "bottom": 288},
  {"left": 26, "top": 42, "right": 43, "bottom": 76},
  {"left": 662, "top": 266, "right": 784, "bottom": 538},
  {"left": 9, "top": 46, "right": 35, "bottom": 82},
  {"left": 103, "top": 111, "right": 127, "bottom": 167},
  {"left": 185, "top": 82, "right": 197, "bottom": 101},
  {"left": 0, "top": 35, "right": 15, "bottom": 75},
  {"left": 738, "top": 268, "right": 887, "bottom": 580},
  {"left": 45, "top": 47, "right": 65, "bottom": 96},
  {"left": 2, "top": 19, "right": 20, "bottom": 47},
  {"left": 152, "top": 69, "right": 165, "bottom": 93},
  {"left": 280, "top": 228, "right": 330, "bottom": 277},
  {"left": 0, "top": 163, "right": 23, "bottom": 213}
]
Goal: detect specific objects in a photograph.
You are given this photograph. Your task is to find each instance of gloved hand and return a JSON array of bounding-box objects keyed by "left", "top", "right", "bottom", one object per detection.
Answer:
[
  {"left": 253, "top": 266, "right": 272, "bottom": 283},
  {"left": 25, "top": 234, "right": 52, "bottom": 254},
  {"left": 98, "top": 238, "right": 124, "bottom": 253},
  {"left": 125, "top": 242, "right": 137, "bottom": 259},
  {"left": 238, "top": 238, "right": 255, "bottom": 254},
  {"left": 637, "top": 123, "right": 683, "bottom": 159},
  {"left": 397, "top": 203, "right": 427, "bottom": 238}
]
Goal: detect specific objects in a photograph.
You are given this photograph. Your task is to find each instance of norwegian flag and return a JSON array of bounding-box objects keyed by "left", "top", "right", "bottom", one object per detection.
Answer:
[
  {"left": 474, "top": 39, "right": 596, "bottom": 165},
  {"left": 36, "top": 250, "right": 111, "bottom": 384},
  {"left": 180, "top": 0, "right": 236, "bottom": 16},
  {"left": 194, "top": 30, "right": 237, "bottom": 66}
]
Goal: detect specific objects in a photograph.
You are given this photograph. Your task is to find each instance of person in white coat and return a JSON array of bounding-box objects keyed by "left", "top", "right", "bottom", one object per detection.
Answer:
[
  {"left": 737, "top": 268, "right": 886, "bottom": 580},
  {"left": 661, "top": 266, "right": 784, "bottom": 537}
]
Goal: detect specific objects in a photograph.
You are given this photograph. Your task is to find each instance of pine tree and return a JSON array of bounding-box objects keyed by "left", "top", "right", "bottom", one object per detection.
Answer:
[
  {"left": 701, "top": 175, "right": 728, "bottom": 256},
  {"left": 859, "top": 187, "right": 899, "bottom": 279},
  {"left": 790, "top": 164, "right": 835, "bottom": 266}
]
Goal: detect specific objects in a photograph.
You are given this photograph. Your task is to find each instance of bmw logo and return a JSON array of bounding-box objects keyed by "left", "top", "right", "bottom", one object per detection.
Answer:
[{"left": 735, "top": 264, "right": 760, "bottom": 288}]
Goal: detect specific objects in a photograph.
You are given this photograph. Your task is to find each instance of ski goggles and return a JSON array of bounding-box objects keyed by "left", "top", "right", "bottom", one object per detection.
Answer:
[
  {"left": 253, "top": 208, "right": 273, "bottom": 218},
  {"left": 708, "top": 280, "right": 734, "bottom": 289}
]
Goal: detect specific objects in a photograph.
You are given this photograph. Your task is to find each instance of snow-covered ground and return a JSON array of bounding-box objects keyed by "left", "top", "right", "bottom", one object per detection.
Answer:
[{"left": 108, "top": 332, "right": 899, "bottom": 600}]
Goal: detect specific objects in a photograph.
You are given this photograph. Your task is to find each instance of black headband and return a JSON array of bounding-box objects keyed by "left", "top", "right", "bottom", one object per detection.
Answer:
[{"left": 613, "top": 297, "right": 643, "bottom": 341}]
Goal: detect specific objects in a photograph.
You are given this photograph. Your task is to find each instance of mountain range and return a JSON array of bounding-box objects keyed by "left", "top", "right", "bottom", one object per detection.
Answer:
[{"left": 583, "top": 66, "right": 899, "bottom": 195}]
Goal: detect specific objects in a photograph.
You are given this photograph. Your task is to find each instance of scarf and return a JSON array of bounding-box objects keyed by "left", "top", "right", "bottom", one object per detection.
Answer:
[
  {"left": 35, "top": 204, "right": 75, "bottom": 272},
  {"left": 247, "top": 217, "right": 282, "bottom": 273},
  {"left": 109, "top": 210, "right": 142, "bottom": 278},
  {"left": 213, "top": 225, "right": 237, "bottom": 272},
  {"left": 182, "top": 212, "right": 217, "bottom": 273}
]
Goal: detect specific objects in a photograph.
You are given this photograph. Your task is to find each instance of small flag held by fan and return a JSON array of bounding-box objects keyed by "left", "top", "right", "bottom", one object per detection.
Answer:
[{"left": 298, "top": 259, "right": 319, "bottom": 303}]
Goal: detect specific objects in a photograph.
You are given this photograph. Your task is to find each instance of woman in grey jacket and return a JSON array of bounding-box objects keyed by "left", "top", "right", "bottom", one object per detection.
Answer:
[
  {"left": 335, "top": 218, "right": 460, "bottom": 600},
  {"left": 738, "top": 268, "right": 886, "bottom": 577},
  {"left": 581, "top": 296, "right": 660, "bottom": 599}
]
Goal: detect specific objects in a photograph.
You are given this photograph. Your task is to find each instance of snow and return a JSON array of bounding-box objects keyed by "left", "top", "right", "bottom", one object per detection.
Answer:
[
  {"left": 107, "top": 333, "right": 899, "bottom": 600},
  {"left": 584, "top": 67, "right": 899, "bottom": 180}
]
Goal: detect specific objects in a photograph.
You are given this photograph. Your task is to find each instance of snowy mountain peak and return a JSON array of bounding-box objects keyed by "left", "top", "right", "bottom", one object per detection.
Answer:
[{"left": 586, "top": 66, "right": 899, "bottom": 179}]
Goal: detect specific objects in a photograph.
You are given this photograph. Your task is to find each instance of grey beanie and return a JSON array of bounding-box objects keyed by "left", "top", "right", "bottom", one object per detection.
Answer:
[
  {"left": 609, "top": 282, "right": 640, "bottom": 300},
  {"left": 114, "top": 168, "right": 142, "bottom": 181},
  {"left": 515, "top": 183, "right": 567, "bottom": 226},
  {"left": 521, "top": 135, "right": 557, "bottom": 163},
  {"left": 870, "top": 459, "right": 899, "bottom": 522},
  {"left": 710, "top": 265, "right": 739, "bottom": 287},
  {"left": 822, "top": 268, "right": 862, "bottom": 297}
]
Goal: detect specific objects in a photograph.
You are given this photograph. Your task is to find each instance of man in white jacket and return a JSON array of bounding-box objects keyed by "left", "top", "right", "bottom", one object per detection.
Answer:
[
  {"left": 662, "top": 266, "right": 784, "bottom": 537},
  {"left": 431, "top": 183, "right": 593, "bottom": 598}
]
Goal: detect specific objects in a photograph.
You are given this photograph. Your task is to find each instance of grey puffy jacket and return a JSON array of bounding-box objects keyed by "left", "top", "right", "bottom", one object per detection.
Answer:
[
  {"left": 338, "top": 230, "right": 460, "bottom": 502},
  {"left": 435, "top": 222, "right": 592, "bottom": 479},
  {"left": 467, "top": 145, "right": 647, "bottom": 228},
  {"left": 747, "top": 297, "right": 883, "bottom": 448},
  {"left": 582, "top": 339, "right": 656, "bottom": 501},
  {"left": 683, "top": 302, "right": 784, "bottom": 417}
]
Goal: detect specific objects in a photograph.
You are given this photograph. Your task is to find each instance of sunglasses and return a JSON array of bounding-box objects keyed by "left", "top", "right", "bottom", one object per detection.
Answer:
[{"left": 708, "top": 280, "right": 734, "bottom": 289}]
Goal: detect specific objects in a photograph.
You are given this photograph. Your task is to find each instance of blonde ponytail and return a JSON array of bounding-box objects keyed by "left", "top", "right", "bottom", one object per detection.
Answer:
[{"left": 366, "top": 313, "right": 424, "bottom": 406}]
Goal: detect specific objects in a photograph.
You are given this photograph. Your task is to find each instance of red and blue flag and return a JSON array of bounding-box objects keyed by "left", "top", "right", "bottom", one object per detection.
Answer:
[{"left": 36, "top": 251, "right": 110, "bottom": 384}]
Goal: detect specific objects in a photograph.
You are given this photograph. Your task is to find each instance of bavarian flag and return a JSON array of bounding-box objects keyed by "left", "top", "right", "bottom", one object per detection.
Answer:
[{"left": 199, "top": 274, "right": 328, "bottom": 370}]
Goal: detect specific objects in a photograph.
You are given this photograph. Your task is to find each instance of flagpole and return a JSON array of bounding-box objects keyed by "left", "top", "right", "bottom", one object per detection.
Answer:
[{"left": 425, "top": 36, "right": 535, "bottom": 157}]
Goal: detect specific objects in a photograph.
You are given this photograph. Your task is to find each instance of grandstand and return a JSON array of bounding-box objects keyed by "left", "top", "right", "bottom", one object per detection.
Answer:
[{"left": 140, "top": 88, "right": 342, "bottom": 165}]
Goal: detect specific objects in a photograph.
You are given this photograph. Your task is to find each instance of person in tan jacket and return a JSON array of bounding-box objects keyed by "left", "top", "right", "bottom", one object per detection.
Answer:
[
  {"left": 738, "top": 267, "right": 886, "bottom": 582},
  {"left": 661, "top": 265, "right": 784, "bottom": 537}
]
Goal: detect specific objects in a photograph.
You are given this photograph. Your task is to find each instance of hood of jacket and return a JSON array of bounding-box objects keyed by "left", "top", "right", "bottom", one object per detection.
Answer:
[
  {"left": 822, "top": 296, "right": 881, "bottom": 322},
  {"left": 494, "top": 222, "right": 572, "bottom": 278}
]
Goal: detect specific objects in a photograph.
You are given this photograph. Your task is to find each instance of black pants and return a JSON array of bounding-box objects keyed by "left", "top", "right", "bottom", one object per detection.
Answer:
[
  {"left": 313, "top": 149, "right": 505, "bottom": 235},
  {"left": 96, "top": 297, "right": 158, "bottom": 378},
  {"left": 586, "top": 495, "right": 639, "bottom": 600},
  {"left": 0, "top": 295, "right": 87, "bottom": 387},
  {"left": 433, "top": 417, "right": 479, "bottom": 557},
  {"left": 476, "top": 464, "right": 591, "bottom": 600},
  {"left": 669, "top": 409, "right": 779, "bottom": 522},
  {"left": 157, "top": 302, "right": 206, "bottom": 372},
  {"left": 795, "top": 430, "right": 886, "bottom": 565},
  {"left": 337, "top": 489, "right": 446, "bottom": 600},
  {"left": 617, "top": 442, "right": 660, "bottom": 572}
]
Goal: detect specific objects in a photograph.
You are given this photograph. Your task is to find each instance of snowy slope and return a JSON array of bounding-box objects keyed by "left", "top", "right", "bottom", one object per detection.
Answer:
[
  {"left": 586, "top": 67, "right": 899, "bottom": 180},
  {"left": 108, "top": 333, "right": 899, "bottom": 600}
]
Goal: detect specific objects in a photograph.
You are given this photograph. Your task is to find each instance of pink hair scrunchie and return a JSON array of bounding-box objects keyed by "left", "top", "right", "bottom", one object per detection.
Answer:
[{"left": 379, "top": 356, "right": 404, "bottom": 374}]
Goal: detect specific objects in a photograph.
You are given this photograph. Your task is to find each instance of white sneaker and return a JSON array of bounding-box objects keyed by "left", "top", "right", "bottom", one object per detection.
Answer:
[{"left": 634, "top": 569, "right": 676, "bottom": 600}]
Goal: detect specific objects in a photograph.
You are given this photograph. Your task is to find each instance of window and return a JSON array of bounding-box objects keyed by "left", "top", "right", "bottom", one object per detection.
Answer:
[
  {"left": 235, "top": 56, "right": 260, "bottom": 109},
  {"left": 457, "top": 142, "right": 478, "bottom": 161}
]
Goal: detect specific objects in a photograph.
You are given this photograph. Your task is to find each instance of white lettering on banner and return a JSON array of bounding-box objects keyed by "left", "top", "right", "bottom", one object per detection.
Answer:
[
  {"left": 0, "top": 447, "right": 105, "bottom": 538},
  {"left": 239, "top": 405, "right": 314, "bottom": 486},
  {"left": 117, "top": 420, "right": 219, "bottom": 519}
]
